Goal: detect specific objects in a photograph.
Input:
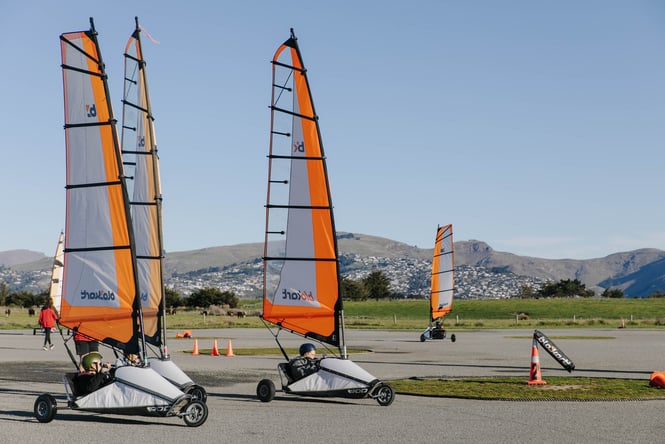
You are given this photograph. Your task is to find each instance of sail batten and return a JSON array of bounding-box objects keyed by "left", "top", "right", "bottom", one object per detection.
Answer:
[{"left": 263, "top": 30, "right": 343, "bottom": 351}]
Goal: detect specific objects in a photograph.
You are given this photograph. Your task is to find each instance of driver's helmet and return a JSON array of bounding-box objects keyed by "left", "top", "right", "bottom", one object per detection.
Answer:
[
  {"left": 299, "top": 343, "right": 316, "bottom": 355},
  {"left": 82, "top": 352, "right": 103, "bottom": 371}
]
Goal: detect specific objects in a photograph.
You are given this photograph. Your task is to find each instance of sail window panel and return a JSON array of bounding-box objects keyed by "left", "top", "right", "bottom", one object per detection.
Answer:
[
  {"left": 66, "top": 186, "right": 130, "bottom": 248},
  {"left": 66, "top": 126, "right": 119, "bottom": 185}
]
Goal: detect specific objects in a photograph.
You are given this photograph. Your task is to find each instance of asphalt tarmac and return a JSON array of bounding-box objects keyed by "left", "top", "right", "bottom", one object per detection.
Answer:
[{"left": 2, "top": 327, "right": 664, "bottom": 443}]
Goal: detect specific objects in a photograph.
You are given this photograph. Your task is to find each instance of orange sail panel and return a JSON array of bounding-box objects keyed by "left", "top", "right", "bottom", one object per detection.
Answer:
[
  {"left": 58, "top": 22, "right": 141, "bottom": 353},
  {"left": 263, "top": 31, "right": 341, "bottom": 347},
  {"left": 430, "top": 225, "right": 454, "bottom": 322},
  {"left": 121, "top": 19, "right": 164, "bottom": 348}
]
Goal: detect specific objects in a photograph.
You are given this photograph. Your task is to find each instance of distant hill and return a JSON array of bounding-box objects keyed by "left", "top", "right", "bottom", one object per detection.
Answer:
[
  {"left": 5, "top": 232, "right": 665, "bottom": 297},
  {"left": 162, "top": 233, "right": 665, "bottom": 296},
  {"left": 0, "top": 250, "right": 47, "bottom": 267}
]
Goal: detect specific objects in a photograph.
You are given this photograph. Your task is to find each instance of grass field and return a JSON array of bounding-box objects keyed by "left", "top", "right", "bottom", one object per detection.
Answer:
[{"left": 4, "top": 297, "right": 665, "bottom": 330}]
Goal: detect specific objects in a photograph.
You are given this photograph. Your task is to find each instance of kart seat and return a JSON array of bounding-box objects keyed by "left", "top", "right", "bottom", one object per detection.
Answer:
[{"left": 279, "top": 362, "right": 296, "bottom": 384}]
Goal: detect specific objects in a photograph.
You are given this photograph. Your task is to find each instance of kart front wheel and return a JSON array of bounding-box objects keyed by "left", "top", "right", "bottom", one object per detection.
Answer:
[
  {"left": 183, "top": 400, "right": 208, "bottom": 427},
  {"left": 257, "top": 379, "right": 276, "bottom": 402},
  {"left": 34, "top": 393, "right": 57, "bottom": 423},
  {"left": 375, "top": 384, "right": 395, "bottom": 407}
]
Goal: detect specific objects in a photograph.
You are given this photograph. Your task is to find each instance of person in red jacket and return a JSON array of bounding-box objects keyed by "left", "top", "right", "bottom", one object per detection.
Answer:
[{"left": 38, "top": 299, "right": 59, "bottom": 350}]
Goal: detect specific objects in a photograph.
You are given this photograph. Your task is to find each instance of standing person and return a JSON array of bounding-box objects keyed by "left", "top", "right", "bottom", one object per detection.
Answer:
[
  {"left": 288, "top": 343, "right": 320, "bottom": 381},
  {"left": 38, "top": 299, "right": 58, "bottom": 350},
  {"left": 74, "top": 330, "right": 99, "bottom": 371}
]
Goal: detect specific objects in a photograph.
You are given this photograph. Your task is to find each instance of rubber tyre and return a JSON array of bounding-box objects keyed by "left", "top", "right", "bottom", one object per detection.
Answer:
[
  {"left": 183, "top": 400, "right": 208, "bottom": 427},
  {"left": 34, "top": 393, "right": 57, "bottom": 423},
  {"left": 451, "top": 333, "right": 456, "bottom": 343},
  {"left": 375, "top": 384, "right": 395, "bottom": 407},
  {"left": 189, "top": 384, "right": 208, "bottom": 403},
  {"left": 257, "top": 379, "right": 276, "bottom": 402},
  {"left": 420, "top": 334, "right": 426, "bottom": 342}
]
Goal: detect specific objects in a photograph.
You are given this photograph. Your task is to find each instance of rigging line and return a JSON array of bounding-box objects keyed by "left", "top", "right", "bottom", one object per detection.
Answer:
[
  {"left": 266, "top": 204, "right": 331, "bottom": 210},
  {"left": 270, "top": 105, "right": 316, "bottom": 122},
  {"left": 60, "top": 35, "right": 101, "bottom": 65},
  {"left": 121, "top": 99, "right": 150, "bottom": 115},
  {"left": 65, "top": 120, "right": 115, "bottom": 129},
  {"left": 272, "top": 60, "right": 305, "bottom": 73},
  {"left": 123, "top": 52, "right": 143, "bottom": 64},
  {"left": 61, "top": 63, "right": 104, "bottom": 78},
  {"left": 269, "top": 154, "right": 324, "bottom": 161},
  {"left": 136, "top": 254, "right": 162, "bottom": 260},
  {"left": 65, "top": 245, "right": 132, "bottom": 253},
  {"left": 122, "top": 150, "right": 152, "bottom": 156},
  {"left": 273, "top": 70, "right": 293, "bottom": 104},
  {"left": 65, "top": 180, "right": 122, "bottom": 190}
]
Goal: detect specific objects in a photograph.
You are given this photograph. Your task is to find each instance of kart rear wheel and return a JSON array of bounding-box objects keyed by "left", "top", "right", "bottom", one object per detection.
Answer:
[
  {"left": 451, "top": 334, "right": 456, "bottom": 343},
  {"left": 189, "top": 384, "right": 208, "bottom": 403},
  {"left": 420, "top": 334, "right": 426, "bottom": 342},
  {"left": 182, "top": 400, "right": 208, "bottom": 427},
  {"left": 257, "top": 379, "right": 275, "bottom": 402},
  {"left": 34, "top": 393, "right": 57, "bottom": 423},
  {"left": 375, "top": 384, "right": 395, "bottom": 407}
]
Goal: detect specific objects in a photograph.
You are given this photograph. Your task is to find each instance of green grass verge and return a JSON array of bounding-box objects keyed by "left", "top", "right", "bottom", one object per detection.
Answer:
[
  {"left": 5, "top": 297, "right": 665, "bottom": 330},
  {"left": 390, "top": 377, "right": 665, "bottom": 400}
]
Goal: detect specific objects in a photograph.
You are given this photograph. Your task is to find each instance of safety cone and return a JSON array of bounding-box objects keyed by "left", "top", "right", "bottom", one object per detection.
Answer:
[
  {"left": 650, "top": 371, "right": 665, "bottom": 388},
  {"left": 527, "top": 339, "right": 547, "bottom": 385},
  {"left": 211, "top": 340, "right": 220, "bottom": 356},
  {"left": 225, "top": 339, "right": 235, "bottom": 357},
  {"left": 192, "top": 339, "right": 200, "bottom": 356}
]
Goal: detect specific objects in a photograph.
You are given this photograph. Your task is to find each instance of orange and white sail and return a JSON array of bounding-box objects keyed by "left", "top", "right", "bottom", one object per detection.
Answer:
[
  {"left": 430, "top": 225, "right": 454, "bottom": 322},
  {"left": 121, "top": 17, "right": 164, "bottom": 351},
  {"left": 48, "top": 231, "right": 65, "bottom": 314},
  {"left": 262, "top": 29, "right": 343, "bottom": 350},
  {"left": 58, "top": 19, "right": 142, "bottom": 353}
]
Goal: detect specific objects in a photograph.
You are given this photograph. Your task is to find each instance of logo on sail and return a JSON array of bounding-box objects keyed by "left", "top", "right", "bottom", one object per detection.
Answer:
[
  {"left": 86, "top": 103, "right": 97, "bottom": 118},
  {"left": 80, "top": 289, "right": 116, "bottom": 301},
  {"left": 293, "top": 140, "right": 304, "bottom": 153},
  {"left": 274, "top": 286, "right": 320, "bottom": 308},
  {"left": 282, "top": 288, "right": 315, "bottom": 302}
]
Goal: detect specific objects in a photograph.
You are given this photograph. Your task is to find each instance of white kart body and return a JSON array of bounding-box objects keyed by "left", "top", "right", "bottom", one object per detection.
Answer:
[
  {"left": 148, "top": 357, "right": 195, "bottom": 388},
  {"left": 66, "top": 366, "right": 189, "bottom": 413},
  {"left": 282, "top": 357, "right": 380, "bottom": 397}
]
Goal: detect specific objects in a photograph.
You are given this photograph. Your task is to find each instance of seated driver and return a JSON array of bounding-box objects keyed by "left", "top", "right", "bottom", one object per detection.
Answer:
[
  {"left": 288, "top": 343, "right": 320, "bottom": 381},
  {"left": 74, "top": 351, "right": 113, "bottom": 395}
]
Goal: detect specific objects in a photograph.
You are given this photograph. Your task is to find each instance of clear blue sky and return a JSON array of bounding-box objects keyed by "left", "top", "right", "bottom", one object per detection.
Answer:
[{"left": 1, "top": 1, "right": 664, "bottom": 260}]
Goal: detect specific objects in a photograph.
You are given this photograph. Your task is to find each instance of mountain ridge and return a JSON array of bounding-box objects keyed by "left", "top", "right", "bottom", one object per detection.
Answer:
[{"left": 3, "top": 233, "right": 665, "bottom": 297}]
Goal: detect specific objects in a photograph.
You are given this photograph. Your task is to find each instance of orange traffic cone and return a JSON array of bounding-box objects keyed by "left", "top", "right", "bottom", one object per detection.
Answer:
[
  {"left": 211, "top": 340, "right": 220, "bottom": 356},
  {"left": 649, "top": 371, "right": 665, "bottom": 388},
  {"left": 192, "top": 339, "right": 200, "bottom": 356},
  {"left": 527, "top": 340, "right": 547, "bottom": 385},
  {"left": 225, "top": 339, "right": 235, "bottom": 357}
]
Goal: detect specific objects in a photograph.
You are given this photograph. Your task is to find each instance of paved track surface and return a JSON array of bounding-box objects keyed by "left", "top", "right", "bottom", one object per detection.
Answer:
[{"left": 2, "top": 327, "right": 664, "bottom": 443}]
